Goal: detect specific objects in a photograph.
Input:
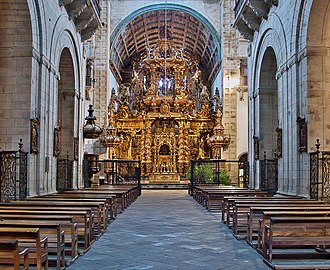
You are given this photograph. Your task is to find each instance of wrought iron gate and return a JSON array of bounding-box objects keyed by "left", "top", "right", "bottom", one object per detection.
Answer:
[
  {"left": 83, "top": 159, "right": 141, "bottom": 194},
  {"left": 57, "top": 157, "right": 73, "bottom": 192},
  {"left": 310, "top": 141, "right": 330, "bottom": 202},
  {"left": 189, "top": 159, "right": 249, "bottom": 187},
  {"left": 0, "top": 140, "right": 28, "bottom": 202},
  {"left": 260, "top": 159, "right": 278, "bottom": 195}
]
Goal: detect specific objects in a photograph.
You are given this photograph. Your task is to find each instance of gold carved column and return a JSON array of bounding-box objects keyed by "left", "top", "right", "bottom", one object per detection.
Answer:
[{"left": 144, "top": 120, "right": 153, "bottom": 175}]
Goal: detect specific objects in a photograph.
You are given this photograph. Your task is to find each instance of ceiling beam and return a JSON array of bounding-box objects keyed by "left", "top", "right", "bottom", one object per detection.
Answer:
[
  {"left": 128, "top": 22, "right": 139, "bottom": 54},
  {"left": 120, "top": 32, "right": 130, "bottom": 61},
  {"left": 201, "top": 33, "right": 211, "bottom": 59}
]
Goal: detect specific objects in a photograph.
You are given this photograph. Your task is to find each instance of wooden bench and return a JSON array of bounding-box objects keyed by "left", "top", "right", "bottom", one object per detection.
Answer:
[
  {"left": 192, "top": 186, "right": 248, "bottom": 207},
  {"left": 257, "top": 210, "right": 330, "bottom": 251},
  {"left": 190, "top": 185, "right": 243, "bottom": 202},
  {"left": 246, "top": 206, "right": 330, "bottom": 249},
  {"left": 204, "top": 190, "right": 268, "bottom": 210},
  {"left": 263, "top": 216, "right": 330, "bottom": 266},
  {"left": 221, "top": 196, "right": 306, "bottom": 224},
  {"left": 0, "top": 209, "right": 91, "bottom": 254},
  {"left": 39, "top": 195, "right": 117, "bottom": 221},
  {"left": 0, "top": 240, "right": 29, "bottom": 270},
  {"left": 0, "top": 222, "right": 65, "bottom": 270},
  {"left": 0, "top": 227, "right": 48, "bottom": 270},
  {"left": 12, "top": 200, "right": 105, "bottom": 236},
  {"left": 63, "top": 190, "right": 127, "bottom": 213},
  {"left": 231, "top": 202, "right": 326, "bottom": 238},
  {"left": 0, "top": 215, "right": 78, "bottom": 262},
  {"left": 89, "top": 185, "right": 140, "bottom": 205}
]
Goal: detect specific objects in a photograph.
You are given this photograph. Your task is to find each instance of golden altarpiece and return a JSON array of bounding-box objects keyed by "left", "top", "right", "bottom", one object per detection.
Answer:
[{"left": 101, "top": 39, "right": 230, "bottom": 184}]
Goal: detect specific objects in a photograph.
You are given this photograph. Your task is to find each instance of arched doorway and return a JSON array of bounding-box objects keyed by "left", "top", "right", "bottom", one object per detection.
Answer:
[
  {"left": 259, "top": 47, "right": 278, "bottom": 194},
  {"left": 56, "top": 48, "right": 75, "bottom": 191}
]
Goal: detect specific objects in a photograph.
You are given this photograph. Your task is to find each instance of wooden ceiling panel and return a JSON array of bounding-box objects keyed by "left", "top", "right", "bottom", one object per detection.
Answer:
[{"left": 113, "top": 9, "right": 220, "bottom": 82}]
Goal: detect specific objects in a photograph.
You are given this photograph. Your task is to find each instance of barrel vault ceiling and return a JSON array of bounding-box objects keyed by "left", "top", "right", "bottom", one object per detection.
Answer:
[{"left": 110, "top": 9, "right": 221, "bottom": 84}]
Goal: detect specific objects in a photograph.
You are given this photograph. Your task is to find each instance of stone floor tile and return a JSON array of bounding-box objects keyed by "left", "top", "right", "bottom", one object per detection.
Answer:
[{"left": 68, "top": 190, "right": 267, "bottom": 270}]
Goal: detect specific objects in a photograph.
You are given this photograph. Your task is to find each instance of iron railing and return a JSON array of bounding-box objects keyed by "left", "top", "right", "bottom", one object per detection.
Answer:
[
  {"left": 0, "top": 140, "right": 28, "bottom": 202},
  {"left": 189, "top": 159, "right": 249, "bottom": 188},
  {"left": 83, "top": 159, "right": 141, "bottom": 194},
  {"left": 309, "top": 140, "right": 330, "bottom": 202}
]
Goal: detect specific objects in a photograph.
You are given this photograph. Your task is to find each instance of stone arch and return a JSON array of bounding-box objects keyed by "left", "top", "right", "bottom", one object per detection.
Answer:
[
  {"left": 110, "top": 3, "right": 221, "bottom": 52},
  {"left": 49, "top": 24, "right": 83, "bottom": 190},
  {"left": 109, "top": 3, "right": 222, "bottom": 85},
  {"left": 56, "top": 47, "right": 75, "bottom": 191},
  {"left": 249, "top": 25, "right": 285, "bottom": 190},
  {"left": 0, "top": 0, "right": 33, "bottom": 150},
  {"left": 306, "top": 0, "right": 330, "bottom": 151},
  {"left": 259, "top": 47, "right": 278, "bottom": 158},
  {"left": 51, "top": 27, "right": 81, "bottom": 91}
]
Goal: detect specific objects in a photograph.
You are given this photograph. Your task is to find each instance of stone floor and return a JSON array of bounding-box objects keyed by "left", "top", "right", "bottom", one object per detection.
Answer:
[{"left": 68, "top": 190, "right": 267, "bottom": 270}]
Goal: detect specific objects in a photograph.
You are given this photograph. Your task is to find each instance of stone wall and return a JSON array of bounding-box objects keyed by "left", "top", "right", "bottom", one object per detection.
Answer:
[
  {"left": 247, "top": 0, "right": 328, "bottom": 197},
  {"left": 0, "top": 0, "right": 85, "bottom": 196}
]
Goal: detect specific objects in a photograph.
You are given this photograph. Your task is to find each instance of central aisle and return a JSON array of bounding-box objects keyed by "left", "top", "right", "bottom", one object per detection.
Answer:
[{"left": 69, "top": 190, "right": 266, "bottom": 270}]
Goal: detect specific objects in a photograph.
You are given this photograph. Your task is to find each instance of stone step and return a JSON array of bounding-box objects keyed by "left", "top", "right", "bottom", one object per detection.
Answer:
[{"left": 141, "top": 184, "right": 188, "bottom": 190}]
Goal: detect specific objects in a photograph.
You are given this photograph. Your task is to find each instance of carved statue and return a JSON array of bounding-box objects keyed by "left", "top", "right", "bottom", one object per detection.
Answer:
[{"left": 200, "top": 84, "right": 210, "bottom": 102}]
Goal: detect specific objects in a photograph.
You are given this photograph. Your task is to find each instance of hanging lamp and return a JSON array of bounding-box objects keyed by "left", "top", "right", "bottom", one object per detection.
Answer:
[{"left": 83, "top": 104, "right": 103, "bottom": 139}]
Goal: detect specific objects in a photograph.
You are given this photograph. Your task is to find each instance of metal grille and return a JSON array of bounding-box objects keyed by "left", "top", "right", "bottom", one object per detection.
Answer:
[
  {"left": 84, "top": 159, "right": 141, "bottom": 194},
  {"left": 309, "top": 150, "right": 330, "bottom": 202},
  {"left": 57, "top": 159, "right": 73, "bottom": 192},
  {"left": 189, "top": 159, "right": 249, "bottom": 187},
  {"left": 260, "top": 159, "right": 278, "bottom": 195},
  {"left": 310, "top": 151, "right": 320, "bottom": 200},
  {"left": 322, "top": 152, "right": 330, "bottom": 202},
  {"left": 0, "top": 149, "right": 28, "bottom": 202}
]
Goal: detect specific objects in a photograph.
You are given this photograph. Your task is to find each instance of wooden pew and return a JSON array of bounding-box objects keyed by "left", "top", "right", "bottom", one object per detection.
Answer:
[
  {"left": 89, "top": 185, "right": 140, "bottom": 205},
  {"left": 13, "top": 200, "right": 106, "bottom": 236},
  {"left": 0, "top": 210, "right": 91, "bottom": 254},
  {"left": 263, "top": 216, "right": 330, "bottom": 268},
  {"left": 0, "top": 215, "right": 78, "bottom": 262},
  {"left": 62, "top": 190, "right": 127, "bottom": 213},
  {"left": 221, "top": 196, "right": 306, "bottom": 224},
  {"left": 0, "top": 240, "right": 29, "bottom": 270},
  {"left": 246, "top": 206, "right": 330, "bottom": 249},
  {"left": 192, "top": 186, "right": 247, "bottom": 206},
  {"left": 40, "top": 194, "right": 117, "bottom": 221},
  {"left": 0, "top": 204, "right": 97, "bottom": 244},
  {"left": 0, "top": 222, "right": 65, "bottom": 270},
  {"left": 231, "top": 201, "right": 324, "bottom": 237},
  {"left": 0, "top": 227, "right": 48, "bottom": 270},
  {"left": 204, "top": 190, "right": 268, "bottom": 210},
  {"left": 257, "top": 211, "right": 330, "bottom": 251}
]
